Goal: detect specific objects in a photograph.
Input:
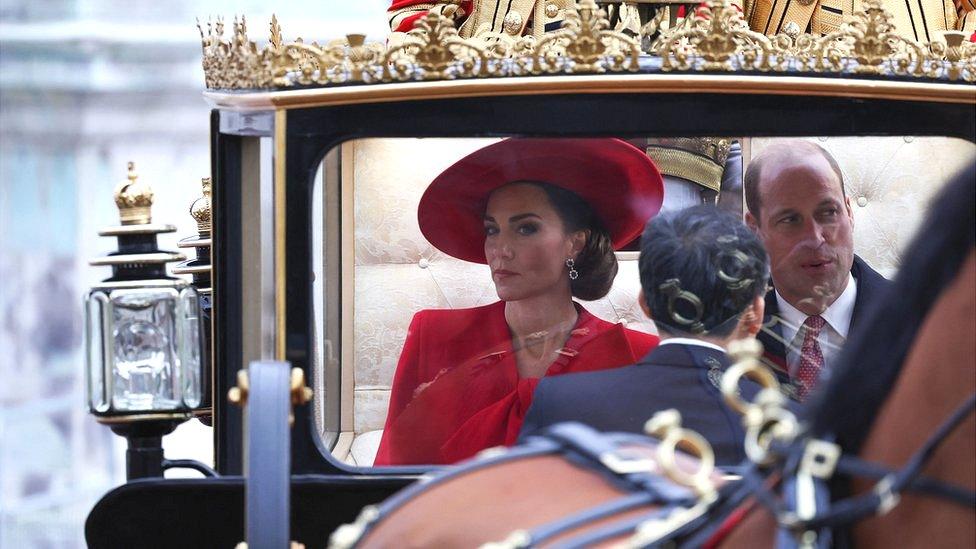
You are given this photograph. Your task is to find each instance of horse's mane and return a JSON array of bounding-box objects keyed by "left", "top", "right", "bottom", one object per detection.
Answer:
[{"left": 803, "top": 161, "right": 976, "bottom": 452}]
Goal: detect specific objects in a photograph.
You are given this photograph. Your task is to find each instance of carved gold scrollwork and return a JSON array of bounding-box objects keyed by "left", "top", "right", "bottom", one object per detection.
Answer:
[
  {"left": 385, "top": 12, "right": 495, "bottom": 81},
  {"left": 531, "top": 0, "right": 640, "bottom": 74},
  {"left": 804, "top": 1, "right": 930, "bottom": 77},
  {"left": 656, "top": 1, "right": 775, "bottom": 72},
  {"left": 931, "top": 31, "right": 976, "bottom": 82},
  {"left": 652, "top": 0, "right": 976, "bottom": 81},
  {"left": 198, "top": 16, "right": 272, "bottom": 89},
  {"left": 197, "top": 0, "right": 976, "bottom": 89}
]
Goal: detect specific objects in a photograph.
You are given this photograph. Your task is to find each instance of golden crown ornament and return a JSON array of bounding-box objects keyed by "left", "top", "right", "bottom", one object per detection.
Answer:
[
  {"left": 190, "top": 177, "right": 212, "bottom": 235},
  {"left": 114, "top": 162, "right": 154, "bottom": 226}
]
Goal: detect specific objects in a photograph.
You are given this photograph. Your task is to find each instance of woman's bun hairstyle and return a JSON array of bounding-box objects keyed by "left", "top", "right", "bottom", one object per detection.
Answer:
[
  {"left": 523, "top": 181, "right": 618, "bottom": 301},
  {"left": 572, "top": 227, "right": 617, "bottom": 301}
]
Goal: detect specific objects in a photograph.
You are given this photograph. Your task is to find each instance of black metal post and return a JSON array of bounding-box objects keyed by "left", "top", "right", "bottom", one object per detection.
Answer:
[{"left": 110, "top": 420, "right": 184, "bottom": 480}]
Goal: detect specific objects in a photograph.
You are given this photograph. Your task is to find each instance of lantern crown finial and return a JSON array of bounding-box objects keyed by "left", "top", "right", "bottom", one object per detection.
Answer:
[
  {"left": 114, "top": 162, "right": 154, "bottom": 225},
  {"left": 190, "top": 177, "right": 212, "bottom": 234}
]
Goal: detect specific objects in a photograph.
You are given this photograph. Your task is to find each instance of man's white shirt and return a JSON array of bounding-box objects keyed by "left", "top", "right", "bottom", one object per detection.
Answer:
[
  {"left": 657, "top": 337, "right": 726, "bottom": 353},
  {"left": 775, "top": 273, "right": 857, "bottom": 378}
]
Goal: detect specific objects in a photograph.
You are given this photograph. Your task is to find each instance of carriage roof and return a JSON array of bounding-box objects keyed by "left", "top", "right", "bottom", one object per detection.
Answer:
[{"left": 198, "top": 0, "right": 976, "bottom": 111}]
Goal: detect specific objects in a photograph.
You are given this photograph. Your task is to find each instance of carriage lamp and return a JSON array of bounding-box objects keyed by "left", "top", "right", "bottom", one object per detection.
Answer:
[
  {"left": 172, "top": 177, "right": 214, "bottom": 423},
  {"left": 85, "top": 162, "right": 205, "bottom": 478}
]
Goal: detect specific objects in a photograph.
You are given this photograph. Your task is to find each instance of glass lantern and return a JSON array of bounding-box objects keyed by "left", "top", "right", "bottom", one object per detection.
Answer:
[
  {"left": 85, "top": 161, "right": 205, "bottom": 423},
  {"left": 86, "top": 283, "right": 203, "bottom": 416}
]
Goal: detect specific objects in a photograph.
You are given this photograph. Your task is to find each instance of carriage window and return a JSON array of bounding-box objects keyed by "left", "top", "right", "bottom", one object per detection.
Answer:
[{"left": 310, "top": 136, "right": 976, "bottom": 468}]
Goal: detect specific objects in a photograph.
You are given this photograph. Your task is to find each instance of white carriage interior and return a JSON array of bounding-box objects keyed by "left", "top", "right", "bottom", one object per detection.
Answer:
[{"left": 316, "top": 136, "right": 976, "bottom": 466}]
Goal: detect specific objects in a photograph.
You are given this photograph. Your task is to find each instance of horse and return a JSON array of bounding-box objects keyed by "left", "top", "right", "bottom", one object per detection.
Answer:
[{"left": 329, "top": 162, "right": 975, "bottom": 548}]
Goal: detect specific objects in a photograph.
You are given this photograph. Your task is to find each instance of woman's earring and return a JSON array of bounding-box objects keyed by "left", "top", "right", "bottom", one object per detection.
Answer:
[{"left": 566, "top": 258, "right": 579, "bottom": 281}]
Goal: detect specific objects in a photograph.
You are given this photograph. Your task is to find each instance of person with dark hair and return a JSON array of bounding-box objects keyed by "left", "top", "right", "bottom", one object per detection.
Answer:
[
  {"left": 374, "top": 138, "right": 665, "bottom": 466},
  {"left": 519, "top": 205, "right": 771, "bottom": 464},
  {"left": 743, "top": 141, "right": 889, "bottom": 400}
]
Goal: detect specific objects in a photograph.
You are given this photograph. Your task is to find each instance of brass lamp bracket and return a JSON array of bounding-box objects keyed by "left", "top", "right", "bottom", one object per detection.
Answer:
[
  {"left": 227, "top": 369, "right": 250, "bottom": 407},
  {"left": 227, "top": 367, "right": 313, "bottom": 426},
  {"left": 288, "top": 368, "right": 314, "bottom": 426}
]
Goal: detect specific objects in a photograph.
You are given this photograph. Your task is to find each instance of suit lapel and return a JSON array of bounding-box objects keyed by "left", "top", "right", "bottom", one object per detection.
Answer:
[
  {"left": 757, "top": 256, "right": 888, "bottom": 402},
  {"left": 850, "top": 254, "right": 888, "bottom": 327}
]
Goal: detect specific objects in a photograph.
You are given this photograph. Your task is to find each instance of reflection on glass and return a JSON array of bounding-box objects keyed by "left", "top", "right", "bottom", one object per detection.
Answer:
[
  {"left": 313, "top": 136, "right": 975, "bottom": 467},
  {"left": 179, "top": 287, "right": 202, "bottom": 408},
  {"left": 111, "top": 289, "right": 180, "bottom": 411},
  {"left": 375, "top": 138, "right": 666, "bottom": 465},
  {"left": 86, "top": 291, "right": 110, "bottom": 413}
]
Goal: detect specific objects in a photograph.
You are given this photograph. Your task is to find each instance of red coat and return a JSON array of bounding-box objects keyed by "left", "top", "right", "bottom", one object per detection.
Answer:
[
  {"left": 388, "top": 0, "right": 474, "bottom": 33},
  {"left": 374, "top": 301, "right": 658, "bottom": 465}
]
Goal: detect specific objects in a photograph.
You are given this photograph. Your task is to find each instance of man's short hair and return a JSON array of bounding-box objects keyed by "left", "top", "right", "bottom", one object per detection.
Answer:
[
  {"left": 744, "top": 141, "right": 846, "bottom": 220},
  {"left": 639, "top": 205, "right": 769, "bottom": 337}
]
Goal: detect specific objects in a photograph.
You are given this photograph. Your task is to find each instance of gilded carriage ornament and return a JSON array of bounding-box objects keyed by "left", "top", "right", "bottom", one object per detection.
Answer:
[
  {"left": 198, "top": 0, "right": 976, "bottom": 89},
  {"left": 654, "top": 0, "right": 778, "bottom": 72},
  {"left": 387, "top": 11, "right": 496, "bottom": 80},
  {"left": 533, "top": 0, "right": 641, "bottom": 73}
]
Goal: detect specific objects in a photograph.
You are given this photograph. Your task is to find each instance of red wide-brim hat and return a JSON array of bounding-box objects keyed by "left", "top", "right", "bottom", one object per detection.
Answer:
[{"left": 418, "top": 138, "right": 665, "bottom": 264}]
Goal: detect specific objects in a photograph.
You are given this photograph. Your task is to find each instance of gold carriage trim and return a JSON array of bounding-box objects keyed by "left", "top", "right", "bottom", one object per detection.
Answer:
[{"left": 198, "top": 0, "right": 976, "bottom": 90}]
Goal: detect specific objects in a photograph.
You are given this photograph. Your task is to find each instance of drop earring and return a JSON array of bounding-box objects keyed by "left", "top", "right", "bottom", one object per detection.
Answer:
[{"left": 566, "top": 258, "right": 579, "bottom": 280}]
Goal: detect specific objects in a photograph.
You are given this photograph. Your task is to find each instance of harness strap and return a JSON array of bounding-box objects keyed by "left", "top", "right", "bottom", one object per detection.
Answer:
[
  {"left": 835, "top": 454, "right": 976, "bottom": 507},
  {"left": 542, "top": 424, "right": 699, "bottom": 499},
  {"left": 687, "top": 470, "right": 780, "bottom": 548},
  {"left": 799, "top": 393, "right": 976, "bottom": 531},
  {"left": 700, "top": 499, "right": 759, "bottom": 549},
  {"left": 524, "top": 492, "right": 656, "bottom": 546},
  {"left": 350, "top": 441, "right": 561, "bottom": 545},
  {"left": 516, "top": 423, "right": 742, "bottom": 548},
  {"left": 559, "top": 504, "right": 683, "bottom": 548}
]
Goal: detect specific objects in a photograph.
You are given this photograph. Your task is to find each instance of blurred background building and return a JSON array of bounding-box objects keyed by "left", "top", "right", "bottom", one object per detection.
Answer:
[{"left": 0, "top": 1, "right": 387, "bottom": 546}]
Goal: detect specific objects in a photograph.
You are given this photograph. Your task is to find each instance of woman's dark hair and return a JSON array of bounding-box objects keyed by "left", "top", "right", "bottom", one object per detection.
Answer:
[{"left": 514, "top": 181, "right": 618, "bottom": 301}]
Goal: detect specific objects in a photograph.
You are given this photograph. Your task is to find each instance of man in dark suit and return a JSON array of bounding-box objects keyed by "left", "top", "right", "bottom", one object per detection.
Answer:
[
  {"left": 744, "top": 141, "right": 890, "bottom": 400},
  {"left": 519, "top": 206, "right": 771, "bottom": 465}
]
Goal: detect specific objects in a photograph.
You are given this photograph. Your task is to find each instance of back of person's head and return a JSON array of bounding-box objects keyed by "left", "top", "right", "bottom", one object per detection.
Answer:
[{"left": 639, "top": 205, "right": 769, "bottom": 337}]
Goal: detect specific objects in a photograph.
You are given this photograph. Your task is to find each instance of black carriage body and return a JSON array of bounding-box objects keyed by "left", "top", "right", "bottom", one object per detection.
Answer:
[{"left": 86, "top": 69, "right": 976, "bottom": 547}]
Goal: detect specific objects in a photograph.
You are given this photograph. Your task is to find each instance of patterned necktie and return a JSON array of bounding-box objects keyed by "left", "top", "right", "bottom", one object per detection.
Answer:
[{"left": 796, "top": 315, "right": 826, "bottom": 399}]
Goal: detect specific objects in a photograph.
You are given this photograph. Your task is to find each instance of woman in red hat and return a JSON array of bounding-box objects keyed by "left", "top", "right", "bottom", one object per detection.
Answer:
[{"left": 374, "top": 138, "right": 665, "bottom": 466}]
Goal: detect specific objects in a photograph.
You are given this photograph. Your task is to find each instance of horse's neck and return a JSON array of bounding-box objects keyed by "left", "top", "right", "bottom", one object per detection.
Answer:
[{"left": 854, "top": 250, "right": 976, "bottom": 548}]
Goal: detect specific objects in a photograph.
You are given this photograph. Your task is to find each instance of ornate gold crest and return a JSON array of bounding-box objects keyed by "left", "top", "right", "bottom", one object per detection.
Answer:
[{"left": 198, "top": 0, "right": 976, "bottom": 90}]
